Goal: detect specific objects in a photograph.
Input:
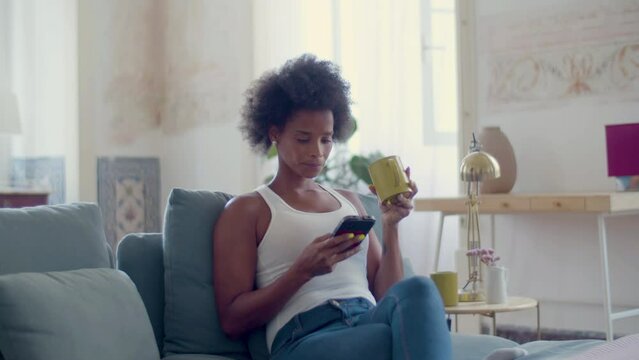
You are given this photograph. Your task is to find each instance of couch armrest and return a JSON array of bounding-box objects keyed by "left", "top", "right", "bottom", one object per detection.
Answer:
[{"left": 116, "top": 233, "right": 164, "bottom": 354}]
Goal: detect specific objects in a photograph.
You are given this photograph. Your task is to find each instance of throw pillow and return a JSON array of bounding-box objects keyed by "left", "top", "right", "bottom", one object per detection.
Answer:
[
  {"left": 0, "top": 203, "right": 112, "bottom": 275},
  {"left": 0, "top": 268, "right": 159, "bottom": 360},
  {"left": 162, "top": 188, "right": 252, "bottom": 359}
]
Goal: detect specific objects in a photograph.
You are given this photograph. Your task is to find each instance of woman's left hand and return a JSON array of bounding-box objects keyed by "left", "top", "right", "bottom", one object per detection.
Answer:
[{"left": 369, "top": 167, "right": 418, "bottom": 226}]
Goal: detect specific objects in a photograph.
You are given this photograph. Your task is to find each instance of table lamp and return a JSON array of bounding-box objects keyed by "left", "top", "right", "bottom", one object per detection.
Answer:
[
  {"left": 0, "top": 91, "right": 22, "bottom": 187},
  {"left": 605, "top": 123, "right": 639, "bottom": 191},
  {"left": 459, "top": 133, "right": 500, "bottom": 302}
]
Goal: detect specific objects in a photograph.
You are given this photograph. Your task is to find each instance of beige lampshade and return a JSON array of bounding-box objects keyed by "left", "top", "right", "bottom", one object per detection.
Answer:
[
  {"left": 0, "top": 91, "right": 22, "bottom": 134},
  {"left": 460, "top": 150, "right": 501, "bottom": 182}
]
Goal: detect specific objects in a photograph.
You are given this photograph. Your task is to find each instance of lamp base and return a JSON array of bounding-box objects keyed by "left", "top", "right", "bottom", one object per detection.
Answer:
[{"left": 458, "top": 289, "right": 485, "bottom": 302}]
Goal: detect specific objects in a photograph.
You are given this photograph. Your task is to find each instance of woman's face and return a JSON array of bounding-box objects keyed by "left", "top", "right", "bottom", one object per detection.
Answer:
[{"left": 271, "top": 109, "right": 334, "bottom": 179}]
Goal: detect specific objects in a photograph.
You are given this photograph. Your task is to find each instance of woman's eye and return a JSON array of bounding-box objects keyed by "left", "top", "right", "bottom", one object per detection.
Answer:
[{"left": 321, "top": 138, "right": 333, "bottom": 144}]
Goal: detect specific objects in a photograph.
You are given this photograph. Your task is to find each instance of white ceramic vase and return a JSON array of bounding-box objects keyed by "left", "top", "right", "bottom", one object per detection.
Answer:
[
  {"left": 478, "top": 126, "right": 517, "bottom": 194},
  {"left": 484, "top": 266, "right": 508, "bottom": 304}
]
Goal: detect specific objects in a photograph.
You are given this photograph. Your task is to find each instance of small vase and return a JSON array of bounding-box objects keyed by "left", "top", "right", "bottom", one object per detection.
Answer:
[
  {"left": 484, "top": 266, "right": 508, "bottom": 304},
  {"left": 478, "top": 127, "right": 517, "bottom": 194}
]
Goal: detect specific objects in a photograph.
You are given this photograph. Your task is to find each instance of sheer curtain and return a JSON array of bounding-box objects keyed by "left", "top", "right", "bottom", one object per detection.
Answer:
[
  {"left": 253, "top": 0, "right": 459, "bottom": 275},
  {"left": 2, "top": 0, "right": 79, "bottom": 201}
]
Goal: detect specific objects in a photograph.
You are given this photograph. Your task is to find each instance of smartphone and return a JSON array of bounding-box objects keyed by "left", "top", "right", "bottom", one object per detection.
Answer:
[{"left": 332, "top": 215, "right": 376, "bottom": 238}]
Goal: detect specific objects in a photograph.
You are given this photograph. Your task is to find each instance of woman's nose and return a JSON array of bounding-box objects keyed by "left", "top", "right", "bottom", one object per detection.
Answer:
[{"left": 310, "top": 141, "right": 323, "bottom": 158}]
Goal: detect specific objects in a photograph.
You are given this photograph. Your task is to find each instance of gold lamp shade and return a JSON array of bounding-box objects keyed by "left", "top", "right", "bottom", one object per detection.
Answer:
[{"left": 460, "top": 150, "right": 501, "bottom": 182}]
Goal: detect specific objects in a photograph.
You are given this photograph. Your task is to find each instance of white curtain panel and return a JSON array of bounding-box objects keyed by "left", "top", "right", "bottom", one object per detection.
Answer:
[
  {"left": 4, "top": 0, "right": 79, "bottom": 200},
  {"left": 253, "top": 0, "right": 460, "bottom": 275}
]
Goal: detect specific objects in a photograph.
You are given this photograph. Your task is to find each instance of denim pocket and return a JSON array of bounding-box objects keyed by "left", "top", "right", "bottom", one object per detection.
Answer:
[{"left": 272, "top": 298, "right": 374, "bottom": 357}]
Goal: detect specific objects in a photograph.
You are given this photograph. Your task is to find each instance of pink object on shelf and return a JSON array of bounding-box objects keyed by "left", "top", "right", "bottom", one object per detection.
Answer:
[{"left": 605, "top": 123, "right": 639, "bottom": 177}]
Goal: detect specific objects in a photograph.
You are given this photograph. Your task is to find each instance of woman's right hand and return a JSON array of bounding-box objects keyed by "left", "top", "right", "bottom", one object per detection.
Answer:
[{"left": 290, "top": 232, "right": 365, "bottom": 280}]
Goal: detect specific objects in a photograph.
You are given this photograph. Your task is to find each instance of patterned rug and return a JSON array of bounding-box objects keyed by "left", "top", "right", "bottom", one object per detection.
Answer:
[{"left": 482, "top": 324, "right": 616, "bottom": 344}]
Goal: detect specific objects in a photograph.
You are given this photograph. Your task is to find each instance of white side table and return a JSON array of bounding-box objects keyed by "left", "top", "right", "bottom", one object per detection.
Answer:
[{"left": 444, "top": 296, "right": 540, "bottom": 339}]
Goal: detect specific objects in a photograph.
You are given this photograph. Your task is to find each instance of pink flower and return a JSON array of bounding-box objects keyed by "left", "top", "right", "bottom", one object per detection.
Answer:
[{"left": 466, "top": 248, "right": 500, "bottom": 266}]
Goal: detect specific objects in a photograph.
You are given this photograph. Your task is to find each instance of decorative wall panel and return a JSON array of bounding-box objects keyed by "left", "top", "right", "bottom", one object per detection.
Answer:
[{"left": 97, "top": 157, "right": 160, "bottom": 250}]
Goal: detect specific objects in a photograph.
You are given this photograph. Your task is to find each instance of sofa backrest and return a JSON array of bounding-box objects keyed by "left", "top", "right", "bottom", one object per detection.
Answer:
[
  {"left": 162, "top": 188, "right": 255, "bottom": 359},
  {"left": 0, "top": 203, "right": 113, "bottom": 275}
]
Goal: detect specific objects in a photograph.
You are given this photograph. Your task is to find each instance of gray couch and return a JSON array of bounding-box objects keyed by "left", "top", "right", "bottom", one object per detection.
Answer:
[{"left": 0, "top": 188, "right": 606, "bottom": 360}]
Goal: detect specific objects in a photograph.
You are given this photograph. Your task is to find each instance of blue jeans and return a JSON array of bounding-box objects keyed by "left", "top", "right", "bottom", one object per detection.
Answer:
[{"left": 270, "top": 276, "right": 452, "bottom": 360}]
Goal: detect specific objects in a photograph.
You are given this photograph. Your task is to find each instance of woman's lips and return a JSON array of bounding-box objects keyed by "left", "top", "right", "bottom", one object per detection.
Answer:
[{"left": 303, "top": 163, "right": 323, "bottom": 169}]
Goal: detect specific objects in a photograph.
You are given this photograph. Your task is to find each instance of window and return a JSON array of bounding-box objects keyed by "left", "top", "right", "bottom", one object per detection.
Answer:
[{"left": 421, "top": 0, "right": 458, "bottom": 145}]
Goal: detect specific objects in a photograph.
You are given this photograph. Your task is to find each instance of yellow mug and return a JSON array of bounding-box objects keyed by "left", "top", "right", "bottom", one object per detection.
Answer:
[
  {"left": 368, "top": 155, "right": 411, "bottom": 204},
  {"left": 431, "top": 271, "right": 458, "bottom": 307}
]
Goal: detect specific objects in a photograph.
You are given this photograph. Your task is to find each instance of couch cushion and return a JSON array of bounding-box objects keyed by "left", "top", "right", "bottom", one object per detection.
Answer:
[
  {"left": 568, "top": 333, "right": 639, "bottom": 359},
  {"left": 0, "top": 203, "right": 112, "bottom": 275},
  {"left": 518, "top": 340, "right": 603, "bottom": 360},
  {"left": 0, "top": 268, "right": 159, "bottom": 360},
  {"left": 163, "top": 355, "right": 238, "bottom": 360},
  {"left": 162, "top": 189, "right": 251, "bottom": 359},
  {"left": 451, "top": 334, "right": 518, "bottom": 360}
]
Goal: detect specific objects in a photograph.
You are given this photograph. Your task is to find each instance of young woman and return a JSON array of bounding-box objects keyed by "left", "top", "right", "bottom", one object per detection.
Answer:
[{"left": 213, "top": 54, "right": 452, "bottom": 360}]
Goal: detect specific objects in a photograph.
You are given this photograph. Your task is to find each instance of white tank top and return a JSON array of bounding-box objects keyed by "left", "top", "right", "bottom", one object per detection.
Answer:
[{"left": 255, "top": 184, "right": 376, "bottom": 351}]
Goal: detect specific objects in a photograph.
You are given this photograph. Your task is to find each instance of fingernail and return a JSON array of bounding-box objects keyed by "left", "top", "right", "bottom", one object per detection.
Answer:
[
  {"left": 357, "top": 234, "right": 366, "bottom": 241},
  {"left": 348, "top": 233, "right": 355, "bottom": 239}
]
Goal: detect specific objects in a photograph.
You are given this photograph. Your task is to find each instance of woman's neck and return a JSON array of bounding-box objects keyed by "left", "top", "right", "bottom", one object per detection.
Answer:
[{"left": 269, "top": 168, "right": 319, "bottom": 194}]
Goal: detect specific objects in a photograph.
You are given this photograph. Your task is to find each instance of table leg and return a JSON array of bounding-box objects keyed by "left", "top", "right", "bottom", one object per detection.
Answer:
[
  {"left": 597, "top": 214, "right": 614, "bottom": 341},
  {"left": 536, "top": 301, "right": 541, "bottom": 340},
  {"left": 455, "top": 314, "right": 458, "bottom": 332},
  {"left": 434, "top": 212, "right": 445, "bottom": 272},
  {"left": 492, "top": 313, "right": 496, "bottom": 336}
]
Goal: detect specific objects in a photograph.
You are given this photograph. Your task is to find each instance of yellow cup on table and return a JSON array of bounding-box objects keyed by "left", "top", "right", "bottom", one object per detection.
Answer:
[{"left": 431, "top": 271, "right": 458, "bottom": 307}]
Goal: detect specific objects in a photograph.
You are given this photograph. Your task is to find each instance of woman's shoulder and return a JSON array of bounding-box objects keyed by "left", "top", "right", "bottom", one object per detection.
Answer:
[{"left": 223, "top": 191, "right": 268, "bottom": 217}]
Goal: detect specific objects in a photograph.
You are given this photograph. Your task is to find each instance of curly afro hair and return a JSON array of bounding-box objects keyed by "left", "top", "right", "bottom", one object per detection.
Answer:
[{"left": 240, "top": 54, "right": 354, "bottom": 154}]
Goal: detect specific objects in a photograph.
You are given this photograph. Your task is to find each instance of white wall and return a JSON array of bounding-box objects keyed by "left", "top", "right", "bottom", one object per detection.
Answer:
[
  {"left": 474, "top": 0, "right": 639, "bottom": 335},
  {"left": 78, "top": 0, "right": 164, "bottom": 202},
  {"left": 78, "top": 0, "right": 257, "bottom": 211},
  {"left": 160, "top": 0, "right": 256, "bottom": 204}
]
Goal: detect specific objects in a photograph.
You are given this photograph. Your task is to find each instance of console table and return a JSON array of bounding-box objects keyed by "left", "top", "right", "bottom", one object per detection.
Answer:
[
  {"left": 0, "top": 189, "right": 49, "bottom": 208},
  {"left": 415, "top": 192, "right": 639, "bottom": 341}
]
